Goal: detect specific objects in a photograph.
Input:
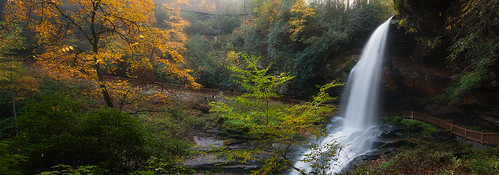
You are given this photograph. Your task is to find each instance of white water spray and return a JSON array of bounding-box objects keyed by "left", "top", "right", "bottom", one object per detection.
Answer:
[{"left": 292, "top": 16, "right": 392, "bottom": 174}]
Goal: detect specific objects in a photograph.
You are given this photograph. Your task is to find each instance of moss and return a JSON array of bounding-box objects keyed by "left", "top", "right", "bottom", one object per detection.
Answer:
[
  {"left": 400, "top": 119, "right": 438, "bottom": 136},
  {"left": 392, "top": 116, "right": 403, "bottom": 123}
]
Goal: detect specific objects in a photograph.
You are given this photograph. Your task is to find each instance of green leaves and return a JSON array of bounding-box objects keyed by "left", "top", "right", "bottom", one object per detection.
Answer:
[
  {"left": 444, "top": 0, "right": 498, "bottom": 101},
  {"left": 13, "top": 83, "right": 149, "bottom": 173},
  {"left": 209, "top": 52, "right": 343, "bottom": 173},
  {"left": 227, "top": 53, "right": 294, "bottom": 101}
]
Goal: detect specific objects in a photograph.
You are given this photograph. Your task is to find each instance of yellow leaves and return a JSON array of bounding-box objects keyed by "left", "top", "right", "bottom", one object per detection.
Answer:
[
  {"left": 61, "top": 45, "right": 75, "bottom": 52},
  {"left": 288, "top": 0, "right": 316, "bottom": 42},
  {"left": 289, "top": 0, "right": 316, "bottom": 18},
  {"left": 95, "top": 58, "right": 104, "bottom": 64},
  {"left": 6, "top": 0, "right": 199, "bottom": 108}
]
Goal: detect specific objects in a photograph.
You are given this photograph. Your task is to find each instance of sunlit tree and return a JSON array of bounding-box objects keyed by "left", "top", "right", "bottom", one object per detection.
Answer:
[
  {"left": 4, "top": 0, "right": 200, "bottom": 108},
  {"left": 210, "top": 53, "right": 342, "bottom": 174}
]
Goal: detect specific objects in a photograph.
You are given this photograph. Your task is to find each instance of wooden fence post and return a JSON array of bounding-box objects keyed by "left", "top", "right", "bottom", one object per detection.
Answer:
[
  {"left": 464, "top": 128, "right": 468, "bottom": 139},
  {"left": 481, "top": 130, "right": 484, "bottom": 145},
  {"left": 450, "top": 123, "right": 453, "bottom": 132},
  {"left": 411, "top": 111, "right": 414, "bottom": 119}
]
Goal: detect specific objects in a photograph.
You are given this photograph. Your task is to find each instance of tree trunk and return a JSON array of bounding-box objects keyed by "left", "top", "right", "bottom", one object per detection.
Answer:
[
  {"left": 12, "top": 96, "right": 18, "bottom": 137},
  {"left": 95, "top": 63, "right": 115, "bottom": 108},
  {"left": 90, "top": 1, "right": 113, "bottom": 108}
]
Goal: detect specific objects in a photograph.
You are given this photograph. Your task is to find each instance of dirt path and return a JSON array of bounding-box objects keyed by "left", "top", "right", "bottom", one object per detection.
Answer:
[{"left": 102, "top": 75, "right": 305, "bottom": 104}]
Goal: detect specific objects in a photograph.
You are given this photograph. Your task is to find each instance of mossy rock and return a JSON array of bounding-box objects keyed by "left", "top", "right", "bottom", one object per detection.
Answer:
[{"left": 400, "top": 119, "right": 438, "bottom": 136}]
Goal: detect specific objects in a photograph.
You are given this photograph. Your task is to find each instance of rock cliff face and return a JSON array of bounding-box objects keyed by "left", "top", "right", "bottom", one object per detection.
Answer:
[
  {"left": 383, "top": 23, "right": 451, "bottom": 114},
  {"left": 383, "top": 0, "right": 498, "bottom": 131},
  {"left": 395, "top": 0, "right": 451, "bottom": 33}
]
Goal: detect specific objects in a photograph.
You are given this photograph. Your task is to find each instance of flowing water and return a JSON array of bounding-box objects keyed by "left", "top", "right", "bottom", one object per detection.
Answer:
[{"left": 291, "top": 16, "right": 393, "bottom": 174}]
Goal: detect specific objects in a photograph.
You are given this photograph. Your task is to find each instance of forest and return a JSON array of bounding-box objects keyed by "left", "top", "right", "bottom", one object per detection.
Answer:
[{"left": 0, "top": 0, "right": 497, "bottom": 174}]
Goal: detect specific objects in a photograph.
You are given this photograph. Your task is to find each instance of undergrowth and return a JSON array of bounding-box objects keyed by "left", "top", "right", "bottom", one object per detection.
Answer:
[{"left": 353, "top": 118, "right": 499, "bottom": 175}]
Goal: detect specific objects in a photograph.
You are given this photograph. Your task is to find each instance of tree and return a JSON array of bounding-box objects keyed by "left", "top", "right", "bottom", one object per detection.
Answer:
[
  {"left": 0, "top": 21, "right": 38, "bottom": 137},
  {"left": 445, "top": 0, "right": 498, "bottom": 101},
  {"left": 209, "top": 53, "right": 343, "bottom": 174},
  {"left": 253, "top": 0, "right": 283, "bottom": 26},
  {"left": 4, "top": 0, "right": 200, "bottom": 108},
  {"left": 288, "top": 0, "right": 316, "bottom": 42}
]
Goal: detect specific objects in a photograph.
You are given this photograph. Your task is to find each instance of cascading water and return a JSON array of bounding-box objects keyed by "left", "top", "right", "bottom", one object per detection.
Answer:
[{"left": 291, "top": 16, "right": 393, "bottom": 174}]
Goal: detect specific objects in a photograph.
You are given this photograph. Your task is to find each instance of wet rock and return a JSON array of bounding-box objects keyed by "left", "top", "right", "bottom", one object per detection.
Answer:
[
  {"left": 342, "top": 148, "right": 398, "bottom": 173},
  {"left": 192, "top": 136, "right": 224, "bottom": 151},
  {"left": 186, "top": 136, "right": 264, "bottom": 172},
  {"left": 372, "top": 140, "right": 386, "bottom": 149},
  {"left": 185, "top": 154, "right": 260, "bottom": 173},
  {"left": 362, "top": 154, "right": 380, "bottom": 160},
  {"left": 381, "top": 128, "right": 406, "bottom": 139},
  {"left": 206, "top": 128, "right": 220, "bottom": 134},
  {"left": 379, "top": 140, "right": 409, "bottom": 149}
]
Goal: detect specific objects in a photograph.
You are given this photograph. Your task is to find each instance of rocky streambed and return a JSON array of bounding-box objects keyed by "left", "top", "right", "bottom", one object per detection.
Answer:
[{"left": 184, "top": 117, "right": 495, "bottom": 174}]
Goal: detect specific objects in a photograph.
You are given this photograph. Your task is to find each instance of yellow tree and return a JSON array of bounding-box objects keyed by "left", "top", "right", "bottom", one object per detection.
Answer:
[
  {"left": 288, "top": 0, "right": 316, "bottom": 42},
  {"left": 5, "top": 0, "right": 200, "bottom": 108}
]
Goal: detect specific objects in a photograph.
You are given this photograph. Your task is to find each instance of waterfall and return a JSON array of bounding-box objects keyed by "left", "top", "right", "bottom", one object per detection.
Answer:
[{"left": 291, "top": 16, "right": 392, "bottom": 174}]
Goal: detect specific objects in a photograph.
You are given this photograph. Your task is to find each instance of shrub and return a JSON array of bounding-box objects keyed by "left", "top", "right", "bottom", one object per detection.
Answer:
[
  {"left": 39, "top": 164, "right": 101, "bottom": 175},
  {"left": 392, "top": 116, "right": 402, "bottom": 123},
  {"left": 130, "top": 156, "right": 195, "bottom": 175},
  {"left": 77, "top": 108, "right": 148, "bottom": 170},
  {"left": 16, "top": 88, "right": 148, "bottom": 173},
  {"left": 0, "top": 140, "right": 26, "bottom": 175}
]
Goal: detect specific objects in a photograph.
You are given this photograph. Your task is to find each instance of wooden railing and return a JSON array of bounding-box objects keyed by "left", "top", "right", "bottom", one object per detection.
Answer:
[{"left": 388, "top": 111, "right": 499, "bottom": 146}]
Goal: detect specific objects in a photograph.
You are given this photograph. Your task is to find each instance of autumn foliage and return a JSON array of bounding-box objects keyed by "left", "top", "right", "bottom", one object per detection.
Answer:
[{"left": 4, "top": 0, "right": 200, "bottom": 107}]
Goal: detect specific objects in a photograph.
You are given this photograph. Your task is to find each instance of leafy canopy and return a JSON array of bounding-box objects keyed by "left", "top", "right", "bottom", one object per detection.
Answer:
[
  {"left": 209, "top": 53, "right": 343, "bottom": 174},
  {"left": 4, "top": 0, "right": 200, "bottom": 107},
  {"left": 445, "top": 0, "right": 498, "bottom": 100}
]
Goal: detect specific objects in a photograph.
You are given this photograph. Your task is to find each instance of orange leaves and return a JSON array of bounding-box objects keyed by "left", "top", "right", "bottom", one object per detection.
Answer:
[{"left": 5, "top": 0, "right": 199, "bottom": 108}]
